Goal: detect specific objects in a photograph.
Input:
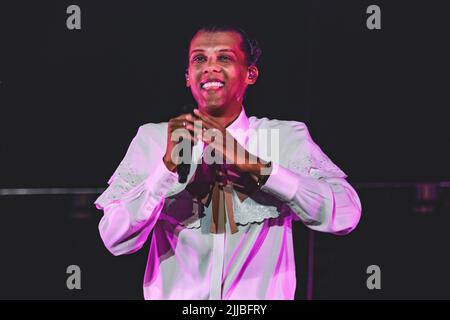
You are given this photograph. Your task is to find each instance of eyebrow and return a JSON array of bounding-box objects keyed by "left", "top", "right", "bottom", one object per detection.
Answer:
[{"left": 190, "top": 49, "right": 238, "bottom": 56}]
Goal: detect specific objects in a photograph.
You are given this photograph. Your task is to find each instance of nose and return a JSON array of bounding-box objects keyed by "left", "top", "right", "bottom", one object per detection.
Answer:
[{"left": 203, "top": 59, "right": 221, "bottom": 74}]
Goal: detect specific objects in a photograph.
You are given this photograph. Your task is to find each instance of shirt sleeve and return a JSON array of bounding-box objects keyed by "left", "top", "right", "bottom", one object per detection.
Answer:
[
  {"left": 260, "top": 121, "right": 362, "bottom": 235},
  {"left": 94, "top": 124, "right": 179, "bottom": 256}
]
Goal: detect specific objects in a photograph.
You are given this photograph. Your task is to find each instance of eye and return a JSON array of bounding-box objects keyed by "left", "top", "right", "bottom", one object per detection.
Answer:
[
  {"left": 192, "top": 55, "right": 206, "bottom": 63},
  {"left": 218, "top": 55, "right": 232, "bottom": 62}
]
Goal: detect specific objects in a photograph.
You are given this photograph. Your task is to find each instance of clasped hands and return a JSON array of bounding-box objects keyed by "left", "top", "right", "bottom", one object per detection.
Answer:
[{"left": 163, "top": 109, "right": 271, "bottom": 181}]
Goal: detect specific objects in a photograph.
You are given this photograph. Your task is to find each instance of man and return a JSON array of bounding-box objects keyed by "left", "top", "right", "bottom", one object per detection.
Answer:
[{"left": 94, "top": 24, "right": 361, "bottom": 300}]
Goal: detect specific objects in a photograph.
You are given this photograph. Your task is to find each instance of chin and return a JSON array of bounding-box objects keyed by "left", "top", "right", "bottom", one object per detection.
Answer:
[
  {"left": 201, "top": 99, "right": 226, "bottom": 110},
  {"left": 201, "top": 105, "right": 226, "bottom": 117},
  {"left": 207, "top": 102, "right": 224, "bottom": 109}
]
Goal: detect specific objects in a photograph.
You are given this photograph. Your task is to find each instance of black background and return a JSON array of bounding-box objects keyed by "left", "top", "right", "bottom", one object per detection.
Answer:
[{"left": 1, "top": 0, "right": 449, "bottom": 299}]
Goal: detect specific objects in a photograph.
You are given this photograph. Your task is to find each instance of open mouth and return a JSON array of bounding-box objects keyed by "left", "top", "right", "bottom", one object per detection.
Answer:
[{"left": 200, "top": 80, "right": 225, "bottom": 90}]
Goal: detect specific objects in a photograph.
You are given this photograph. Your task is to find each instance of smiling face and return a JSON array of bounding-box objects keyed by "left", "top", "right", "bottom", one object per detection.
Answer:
[{"left": 186, "top": 31, "right": 258, "bottom": 116}]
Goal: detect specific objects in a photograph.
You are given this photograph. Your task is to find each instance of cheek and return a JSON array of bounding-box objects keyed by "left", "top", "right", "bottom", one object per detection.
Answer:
[
  {"left": 229, "top": 73, "right": 247, "bottom": 90},
  {"left": 189, "top": 67, "right": 201, "bottom": 81},
  {"left": 226, "top": 67, "right": 244, "bottom": 81}
]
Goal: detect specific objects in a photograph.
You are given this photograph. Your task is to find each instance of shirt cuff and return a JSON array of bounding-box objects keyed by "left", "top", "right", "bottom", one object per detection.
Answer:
[
  {"left": 260, "top": 162, "right": 301, "bottom": 202},
  {"left": 145, "top": 160, "right": 179, "bottom": 198}
]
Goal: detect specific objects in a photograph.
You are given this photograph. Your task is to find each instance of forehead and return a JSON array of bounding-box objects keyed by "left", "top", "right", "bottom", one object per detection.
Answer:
[{"left": 189, "top": 31, "right": 245, "bottom": 56}]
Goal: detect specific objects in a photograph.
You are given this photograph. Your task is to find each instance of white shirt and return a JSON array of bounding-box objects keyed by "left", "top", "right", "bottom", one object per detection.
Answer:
[{"left": 94, "top": 107, "right": 362, "bottom": 300}]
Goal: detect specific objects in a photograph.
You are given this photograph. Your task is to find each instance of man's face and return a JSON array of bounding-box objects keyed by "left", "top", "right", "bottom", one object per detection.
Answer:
[{"left": 186, "top": 31, "right": 257, "bottom": 113}]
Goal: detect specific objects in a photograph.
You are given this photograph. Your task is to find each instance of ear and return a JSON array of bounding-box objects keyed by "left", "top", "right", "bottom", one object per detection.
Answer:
[
  {"left": 246, "top": 65, "right": 259, "bottom": 85},
  {"left": 185, "top": 70, "right": 190, "bottom": 88}
]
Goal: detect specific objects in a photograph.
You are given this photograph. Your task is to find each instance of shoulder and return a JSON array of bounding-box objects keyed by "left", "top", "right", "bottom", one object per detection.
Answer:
[
  {"left": 248, "top": 116, "right": 311, "bottom": 140},
  {"left": 139, "top": 121, "right": 167, "bottom": 136},
  {"left": 134, "top": 121, "right": 168, "bottom": 144}
]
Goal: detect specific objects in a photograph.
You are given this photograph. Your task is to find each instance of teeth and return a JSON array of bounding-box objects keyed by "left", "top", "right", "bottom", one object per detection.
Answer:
[{"left": 202, "top": 81, "right": 224, "bottom": 89}]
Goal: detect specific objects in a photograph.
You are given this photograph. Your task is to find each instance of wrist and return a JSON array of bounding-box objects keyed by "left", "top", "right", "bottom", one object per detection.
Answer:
[
  {"left": 248, "top": 160, "right": 272, "bottom": 187},
  {"left": 163, "top": 155, "right": 177, "bottom": 172}
]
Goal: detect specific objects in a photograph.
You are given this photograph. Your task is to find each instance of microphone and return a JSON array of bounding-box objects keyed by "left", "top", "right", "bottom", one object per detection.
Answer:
[{"left": 177, "top": 104, "right": 196, "bottom": 183}]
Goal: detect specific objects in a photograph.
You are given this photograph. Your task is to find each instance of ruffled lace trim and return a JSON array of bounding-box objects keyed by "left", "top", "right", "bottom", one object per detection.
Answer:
[
  {"left": 95, "top": 160, "right": 147, "bottom": 209},
  {"left": 173, "top": 190, "right": 283, "bottom": 229},
  {"left": 288, "top": 152, "right": 347, "bottom": 179},
  {"left": 232, "top": 192, "right": 281, "bottom": 226},
  {"left": 175, "top": 205, "right": 281, "bottom": 229}
]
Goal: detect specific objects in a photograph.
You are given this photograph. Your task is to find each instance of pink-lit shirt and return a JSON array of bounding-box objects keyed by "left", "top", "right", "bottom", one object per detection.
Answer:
[{"left": 94, "top": 107, "right": 362, "bottom": 300}]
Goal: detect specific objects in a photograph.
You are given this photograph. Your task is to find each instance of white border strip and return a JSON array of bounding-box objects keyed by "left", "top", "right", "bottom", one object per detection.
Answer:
[
  {"left": 0, "top": 188, "right": 105, "bottom": 196},
  {"left": 0, "top": 181, "right": 449, "bottom": 196}
]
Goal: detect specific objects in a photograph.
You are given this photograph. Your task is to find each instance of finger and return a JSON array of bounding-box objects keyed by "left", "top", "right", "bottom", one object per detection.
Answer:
[
  {"left": 179, "top": 134, "right": 197, "bottom": 144},
  {"left": 193, "top": 115, "right": 215, "bottom": 131},
  {"left": 173, "top": 113, "right": 194, "bottom": 121},
  {"left": 170, "top": 119, "right": 196, "bottom": 133},
  {"left": 170, "top": 127, "right": 198, "bottom": 144},
  {"left": 192, "top": 109, "right": 220, "bottom": 129},
  {"left": 173, "top": 116, "right": 195, "bottom": 128},
  {"left": 191, "top": 119, "right": 211, "bottom": 141},
  {"left": 192, "top": 125, "right": 202, "bottom": 141},
  {"left": 172, "top": 113, "right": 195, "bottom": 124},
  {"left": 200, "top": 127, "right": 224, "bottom": 146},
  {"left": 177, "top": 132, "right": 198, "bottom": 145},
  {"left": 191, "top": 116, "right": 212, "bottom": 132}
]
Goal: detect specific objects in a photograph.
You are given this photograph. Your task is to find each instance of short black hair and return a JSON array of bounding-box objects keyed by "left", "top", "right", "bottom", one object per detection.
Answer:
[{"left": 190, "top": 24, "right": 262, "bottom": 66}]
